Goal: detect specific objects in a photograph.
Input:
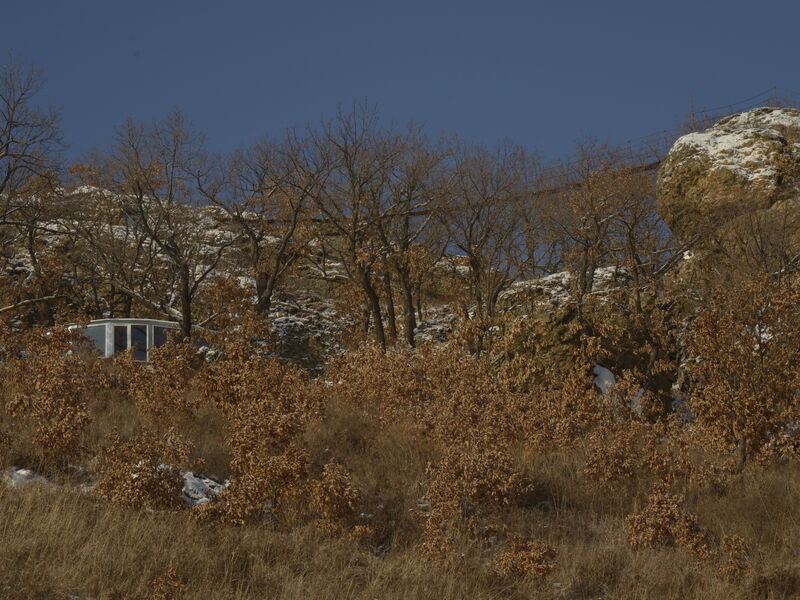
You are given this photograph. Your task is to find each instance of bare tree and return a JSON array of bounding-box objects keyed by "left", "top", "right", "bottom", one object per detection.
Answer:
[
  {"left": 375, "top": 128, "right": 448, "bottom": 347},
  {"left": 606, "top": 165, "right": 670, "bottom": 313},
  {"left": 540, "top": 142, "right": 675, "bottom": 316},
  {"left": 303, "top": 103, "right": 402, "bottom": 350},
  {"left": 202, "top": 134, "right": 326, "bottom": 316},
  {"left": 540, "top": 142, "right": 627, "bottom": 318},
  {"left": 0, "top": 59, "right": 64, "bottom": 320},
  {"left": 89, "top": 110, "right": 234, "bottom": 338},
  {"left": 700, "top": 200, "right": 800, "bottom": 286},
  {"left": 61, "top": 174, "right": 163, "bottom": 319},
  {"left": 0, "top": 59, "right": 61, "bottom": 224},
  {"left": 437, "top": 140, "right": 533, "bottom": 321}
]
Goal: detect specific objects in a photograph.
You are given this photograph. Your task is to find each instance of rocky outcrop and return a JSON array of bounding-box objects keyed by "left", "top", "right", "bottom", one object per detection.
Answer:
[
  {"left": 498, "top": 267, "right": 628, "bottom": 310},
  {"left": 492, "top": 267, "right": 635, "bottom": 379},
  {"left": 657, "top": 107, "right": 800, "bottom": 245}
]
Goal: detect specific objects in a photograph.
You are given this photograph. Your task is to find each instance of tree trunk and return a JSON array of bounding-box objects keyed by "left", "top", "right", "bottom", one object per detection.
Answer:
[
  {"left": 575, "top": 246, "right": 593, "bottom": 322},
  {"left": 397, "top": 268, "right": 417, "bottom": 348},
  {"left": 734, "top": 438, "right": 747, "bottom": 474},
  {"left": 179, "top": 265, "right": 192, "bottom": 340},
  {"left": 108, "top": 284, "right": 117, "bottom": 318},
  {"left": 488, "top": 285, "right": 502, "bottom": 319},
  {"left": 121, "top": 291, "right": 132, "bottom": 318},
  {"left": 360, "top": 268, "right": 386, "bottom": 351},
  {"left": 383, "top": 270, "right": 397, "bottom": 345},
  {"left": 627, "top": 231, "right": 644, "bottom": 315},
  {"left": 255, "top": 271, "right": 273, "bottom": 315}
]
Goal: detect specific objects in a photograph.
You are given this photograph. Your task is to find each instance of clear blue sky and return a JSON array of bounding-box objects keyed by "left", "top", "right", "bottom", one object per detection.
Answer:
[{"left": 6, "top": 0, "right": 800, "bottom": 163}]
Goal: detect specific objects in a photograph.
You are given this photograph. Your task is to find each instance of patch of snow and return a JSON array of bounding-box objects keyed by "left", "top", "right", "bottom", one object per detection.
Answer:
[
  {"left": 434, "top": 256, "right": 471, "bottom": 278},
  {"left": 499, "top": 266, "right": 627, "bottom": 308},
  {"left": 722, "top": 107, "right": 800, "bottom": 131},
  {"left": 268, "top": 297, "right": 347, "bottom": 369},
  {"left": 4, "top": 467, "right": 49, "bottom": 488},
  {"left": 628, "top": 387, "right": 646, "bottom": 415},
  {"left": 666, "top": 107, "right": 800, "bottom": 184},
  {"left": 181, "top": 471, "right": 228, "bottom": 506},
  {"left": 672, "top": 129, "right": 783, "bottom": 181},
  {"left": 592, "top": 364, "right": 616, "bottom": 395},
  {"left": 415, "top": 318, "right": 454, "bottom": 344},
  {"left": 4, "top": 465, "right": 228, "bottom": 507}
]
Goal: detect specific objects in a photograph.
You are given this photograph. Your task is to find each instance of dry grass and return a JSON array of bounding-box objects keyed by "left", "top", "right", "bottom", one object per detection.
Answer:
[
  {"left": 0, "top": 484, "right": 507, "bottom": 600},
  {"left": 1, "top": 455, "right": 798, "bottom": 599}
]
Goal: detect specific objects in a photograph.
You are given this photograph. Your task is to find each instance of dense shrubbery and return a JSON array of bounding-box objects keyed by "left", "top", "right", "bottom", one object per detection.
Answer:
[{"left": 1, "top": 275, "right": 800, "bottom": 598}]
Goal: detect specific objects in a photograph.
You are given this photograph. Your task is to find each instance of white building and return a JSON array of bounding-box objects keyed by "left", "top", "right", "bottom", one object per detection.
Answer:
[{"left": 72, "top": 318, "right": 180, "bottom": 361}]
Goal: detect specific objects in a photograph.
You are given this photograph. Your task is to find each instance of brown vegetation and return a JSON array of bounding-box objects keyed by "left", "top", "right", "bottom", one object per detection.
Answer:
[{"left": 2, "top": 272, "right": 800, "bottom": 598}]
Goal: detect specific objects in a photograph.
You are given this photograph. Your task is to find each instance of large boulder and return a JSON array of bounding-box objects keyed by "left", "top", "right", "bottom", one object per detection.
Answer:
[
  {"left": 657, "top": 107, "right": 800, "bottom": 245},
  {"left": 493, "top": 267, "right": 638, "bottom": 381}
]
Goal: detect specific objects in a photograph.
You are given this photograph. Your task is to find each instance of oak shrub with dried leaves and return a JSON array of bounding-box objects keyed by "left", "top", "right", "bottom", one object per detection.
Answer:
[{"left": 0, "top": 274, "right": 799, "bottom": 597}]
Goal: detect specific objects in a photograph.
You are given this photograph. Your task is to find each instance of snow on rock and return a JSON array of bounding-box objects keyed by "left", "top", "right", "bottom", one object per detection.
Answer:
[
  {"left": 4, "top": 465, "right": 228, "bottom": 507},
  {"left": 591, "top": 364, "right": 616, "bottom": 395},
  {"left": 434, "top": 256, "right": 471, "bottom": 278},
  {"left": 592, "top": 366, "right": 648, "bottom": 414},
  {"left": 662, "top": 107, "right": 800, "bottom": 185},
  {"left": 4, "top": 467, "right": 49, "bottom": 488},
  {"left": 414, "top": 305, "right": 459, "bottom": 344},
  {"left": 181, "top": 471, "right": 228, "bottom": 506},
  {"left": 269, "top": 297, "right": 345, "bottom": 371},
  {"left": 414, "top": 318, "right": 453, "bottom": 344},
  {"left": 669, "top": 128, "right": 784, "bottom": 183},
  {"left": 499, "top": 266, "right": 627, "bottom": 310},
  {"left": 500, "top": 271, "right": 572, "bottom": 305},
  {"left": 658, "top": 107, "right": 800, "bottom": 244}
]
